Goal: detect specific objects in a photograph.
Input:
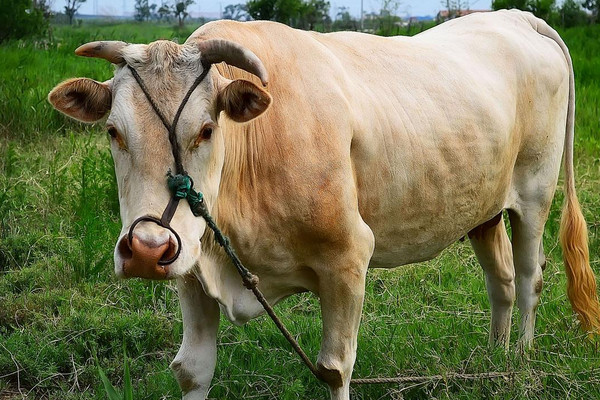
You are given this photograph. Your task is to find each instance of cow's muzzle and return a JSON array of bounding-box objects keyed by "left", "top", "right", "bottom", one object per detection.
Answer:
[{"left": 117, "top": 225, "right": 179, "bottom": 280}]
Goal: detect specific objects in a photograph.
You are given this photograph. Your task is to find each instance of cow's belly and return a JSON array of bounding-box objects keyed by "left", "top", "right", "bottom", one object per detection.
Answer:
[
  {"left": 365, "top": 160, "right": 514, "bottom": 268},
  {"left": 367, "top": 176, "right": 513, "bottom": 268},
  {"left": 356, "top": 112, "right": 517, "bottom": 269}
]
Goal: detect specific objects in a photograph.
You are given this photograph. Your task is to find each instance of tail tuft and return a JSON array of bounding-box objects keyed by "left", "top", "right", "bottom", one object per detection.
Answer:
[{"left": 560, "top": 193, "right": 600, "bottom": 333}]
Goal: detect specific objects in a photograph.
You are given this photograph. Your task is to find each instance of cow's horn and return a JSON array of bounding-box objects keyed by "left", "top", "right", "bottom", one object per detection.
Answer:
[
  {"left": 197, "top": 39, "right": 269, "bottom": 86},
  {"left": 75, "top": 41, "right": 127, "bottom": 64}
]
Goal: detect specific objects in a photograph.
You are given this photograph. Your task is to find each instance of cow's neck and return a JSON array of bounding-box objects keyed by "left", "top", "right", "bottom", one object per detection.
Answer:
[{"left": 195, "top": 105, "right": 284, "bottom": 324}]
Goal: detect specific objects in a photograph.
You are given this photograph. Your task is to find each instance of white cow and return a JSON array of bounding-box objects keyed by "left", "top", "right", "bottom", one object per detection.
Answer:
[{"left": 48, "top": 10, "right": 599, "bottom": 400}]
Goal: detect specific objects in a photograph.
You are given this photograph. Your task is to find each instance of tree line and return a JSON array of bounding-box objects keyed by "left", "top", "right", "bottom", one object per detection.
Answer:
[
  {"left": 222, "top": 0, "right": 416, "bottom": 34},
  {"left": 133, "top": 0, "right": 195, "bottom": 28},
  {"left": 2, "top": 0, "right": 599, "bottom": 43},
  {"left": 491, "top": 0, "right": 599, "bottom": 26},
  {"left": 218, "top": 0, "right": 599, "bottom": 32}
]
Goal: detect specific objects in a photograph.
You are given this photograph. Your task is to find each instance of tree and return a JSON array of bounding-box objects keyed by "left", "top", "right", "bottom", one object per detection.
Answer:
[
  {"left": 223, "top": 3, "right": 248, "bottom": 20},
  {"left": 529, "top": 0, "right": 556, "bottom": 20},
  {"left": 135, "top": 0, "right": 157, "bottom": 21},
  {"left": 33, "top": 0, "right": 52, "bottom": 20},
  {"left": 0, "top": 0, "right": 47, "bottom": 41},
  {"left": 173, "top": 0, "right": 194, "bottom": 28},
  {"left": 275, "top": 0, "right": 303, "bottom": 25},
  {"left": 442, "top": 0, "right": 468, "bottom": 19},
  {"left": 491, "top": 0, "right": 528, "bottom": 10},
  {"left": 246, "top": 0, "right": 276, "bottom": 20},
  {"left": 491, "top": 0, "right": 556, "bottom": 21},
  {"left": 246, "top": 0, "right": 304, "bottom": 25},
  {"left": 299, "top": 0, "right": 330, "bottom": 30},
  {"left": 64, "top": 0, "right": 86, "bottom": 24},
  {"left": 583, "top": 0, "right": 599, "bottom": 21},
  {"left": 247, "top": 0, "right": 332, "bottom": 28},
  {"left": 379, "top": 0, "right": 401, "bottom": 35},
  {"left": 560, "top": 0, "right": 588, "bottom": 26},
  {"left": 158, "top": 2, "right": 172, "bottom": 21},
  {"left": 332, "top": 6, "right": 358, "bottom": 30}
]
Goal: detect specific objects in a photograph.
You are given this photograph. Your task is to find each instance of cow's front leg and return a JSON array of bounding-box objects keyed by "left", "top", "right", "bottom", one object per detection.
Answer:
[
  {"left": 317, "top": 263, "right": 367, "bottom": 400},
  {"left": 316, "top": 229, "right": 373, "bottom": 400},
  {"left": 171, "top": 276, "right": 220, "bottom": 400}
]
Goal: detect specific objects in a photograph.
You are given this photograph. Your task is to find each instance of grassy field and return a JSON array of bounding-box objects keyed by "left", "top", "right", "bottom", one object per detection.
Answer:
[{"left": 1, "top": 21, "right": 599, "bottom": 399}]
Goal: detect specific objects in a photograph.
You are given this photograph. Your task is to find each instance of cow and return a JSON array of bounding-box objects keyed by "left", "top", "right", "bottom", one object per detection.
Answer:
[{"left": 48, "top": 9, "right": 599, "bottom": 400}]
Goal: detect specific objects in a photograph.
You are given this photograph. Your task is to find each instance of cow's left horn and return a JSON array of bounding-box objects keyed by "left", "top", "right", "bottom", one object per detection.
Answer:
[
  {"left": 197, "top": 39, "right": 269, "bottom": 86},
  {"left": 75, "top": 41, "right": 128, "bottom": 64}
]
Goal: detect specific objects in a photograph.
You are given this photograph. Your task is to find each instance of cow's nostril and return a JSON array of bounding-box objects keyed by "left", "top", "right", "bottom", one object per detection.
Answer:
[
  {"left": 159, "top": 238, "right": 178, "bottom": 263},
  {"left": 118, "top": 235, "right": 133, "bottom": 260}
]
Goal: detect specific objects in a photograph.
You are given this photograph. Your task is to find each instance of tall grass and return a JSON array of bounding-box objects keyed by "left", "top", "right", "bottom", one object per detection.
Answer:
[{"left": 0, "top": 21, "right": 599, "bottom": 399}]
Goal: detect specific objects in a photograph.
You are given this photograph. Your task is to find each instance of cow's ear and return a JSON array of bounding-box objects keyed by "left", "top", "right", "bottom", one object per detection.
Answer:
[
  {"left": 217, "top": 79, "right": 271, "bottom": 123},
  {"left": 48, "top": 78, "right": 112, "bottom": 123}
]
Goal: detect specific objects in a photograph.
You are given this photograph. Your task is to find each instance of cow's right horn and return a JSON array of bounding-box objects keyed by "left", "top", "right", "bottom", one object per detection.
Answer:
[
  {"left": 197, "top": 39, "right": 269, "bottom": 86},
  {"left": 75, "top": 41, "right": 128, "bottom": 64}
]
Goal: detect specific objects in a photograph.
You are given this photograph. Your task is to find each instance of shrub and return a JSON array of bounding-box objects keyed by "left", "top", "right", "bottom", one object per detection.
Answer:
[{"left": 0, "top": 0, "right": 48, "bottom": 42}]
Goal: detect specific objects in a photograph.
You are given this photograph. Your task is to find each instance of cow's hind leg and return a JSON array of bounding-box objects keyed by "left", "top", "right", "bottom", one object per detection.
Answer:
[
  {"left": 468, "top": 212, "right": 515, "bottom": 349},
  {"left": 316, "top": 222, "right": 374, "bottom": 400},
  {"left": 508, "top": 203, "right": 551, "bottom": 351}
]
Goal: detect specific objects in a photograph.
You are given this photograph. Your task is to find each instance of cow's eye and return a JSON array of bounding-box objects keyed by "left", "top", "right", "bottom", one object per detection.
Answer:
[
  {"left": 201, "top": 126, "right": 213, "bottom": 140},
  {"left": 107, "top": 126, "right": 118, "bottom": 138},
  {"left": 107, "top": 126, "right": 127, "bottom": 150},
  {"left": 193, "top": 123, "right": 215, "bottom": 148}
]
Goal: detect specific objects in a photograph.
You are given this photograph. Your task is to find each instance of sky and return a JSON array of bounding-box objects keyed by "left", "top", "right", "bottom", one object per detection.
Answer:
[{"left": 52, "top": 0, "right": 493, "bottom": 20}]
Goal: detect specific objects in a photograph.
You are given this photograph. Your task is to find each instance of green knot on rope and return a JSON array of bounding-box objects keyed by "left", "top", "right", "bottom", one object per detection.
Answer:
[
  {"left": 167, "top": 172, "right": 192, "bottom": 199},
  {"left": 167, "top": 172, "right": 205, "bottom": 217}
]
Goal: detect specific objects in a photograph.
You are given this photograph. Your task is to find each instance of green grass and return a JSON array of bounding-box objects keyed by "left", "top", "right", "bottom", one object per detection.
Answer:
[{"left": 1, "top": 21, "right": 600, "bottom": 399}]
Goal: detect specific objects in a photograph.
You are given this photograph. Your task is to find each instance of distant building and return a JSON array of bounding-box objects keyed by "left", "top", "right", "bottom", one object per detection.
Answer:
[{"left": 436, "top": 9, "right": 489, "bottom": 23}]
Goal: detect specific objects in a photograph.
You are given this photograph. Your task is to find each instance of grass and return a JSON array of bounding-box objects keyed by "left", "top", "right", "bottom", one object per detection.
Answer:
[{"left": 1, "top": 21, "right": 600, "bottom": 399}]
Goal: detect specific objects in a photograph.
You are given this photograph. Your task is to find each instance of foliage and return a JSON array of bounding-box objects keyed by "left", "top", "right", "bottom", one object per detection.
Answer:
[
  {"left": 157, "top": 2, "right": 172, "bottom": 21},
  {"left": 298, "top": 0, "right": 330, "bottom": 30},
  {"left": 173, "top": 0, "right": 194, "bottom": 28},
  {"left": 441, "top": 0, "right": 470, "bottom": 19},
  {"left": 378, "top": 0, "right": 402, "bottom": 35},
  {"left": 559, "top": 0, "right": 589, "bottom": 27},
  {"left": 64, "top": 0, "right": 86, "bottom": 25},
  {"left": 492, "top": 0, "right": 593, "bottom": 26},
  {"left": 97, "top": 347, "right": 134, "bottom": 400},
  {"left": 0, "top": 0, "right": 48, "bottom": 42},
  {"left": 33, "top": 0, "right": 53, "bottom": 20},
  {"left": 583, "top": 0, "right": 600, "bottom": 21},
  {"left": 492, "top": 0, "right": 529, "bottom": 9},
  {"left": 134, "top": 0, "right": 157, "bottom": 22},
  {"left": 1, "top": 21, "right": 600, "bottom": 400},
  {"left": 223, "top": 3, "right": 249, "bottom": 20},
  {"left": 332, "top": 6, "right": 358, "bottom": 31},
  {"left": 492, "top": 0, "right": 557, "bottom": 21},
  {"left": 246, "top": 0, "right": 298, "bottom": 24},
  {"left": 246, "top": 0, "right": 330, "bottom": 30}
]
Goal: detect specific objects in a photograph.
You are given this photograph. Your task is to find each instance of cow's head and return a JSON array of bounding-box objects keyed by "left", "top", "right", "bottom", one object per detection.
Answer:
[{"left": 48, "top": 39, "right": 271, "bottom": 279}]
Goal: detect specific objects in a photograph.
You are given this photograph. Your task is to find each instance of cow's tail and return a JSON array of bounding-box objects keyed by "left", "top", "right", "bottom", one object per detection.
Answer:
[{"left": 523, "top": 12, "right": 600, "bottom": 333}]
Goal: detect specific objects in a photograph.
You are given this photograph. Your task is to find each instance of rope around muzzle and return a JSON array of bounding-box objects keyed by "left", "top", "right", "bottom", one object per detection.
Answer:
[{"left": 126, "top": 62, "right": 514, "bottom": 389}]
